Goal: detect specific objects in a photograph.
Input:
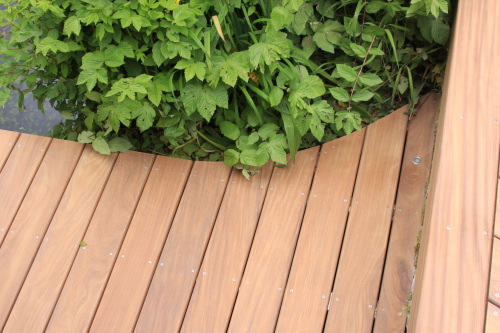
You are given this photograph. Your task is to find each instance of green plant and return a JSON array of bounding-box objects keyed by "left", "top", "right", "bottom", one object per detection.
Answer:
[{"left": 0, "top": 0, "right": 451, "bottom": 176}]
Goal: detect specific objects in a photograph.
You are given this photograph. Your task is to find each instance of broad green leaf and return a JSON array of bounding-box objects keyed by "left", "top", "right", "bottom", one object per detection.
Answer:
[
  {"left": 268, "top": 6, "right": 293, "bottom": 31},
  {"left": 310, "top": 115, "right": 325, "bottom": 141},
  {"left": 366, "top": 1, "right": 385, "bottom": 13},
  {"left": 77, "top": 68, "right": 108, "bottom": 91},
  {"left": 92, "top": 137, "right": 111, "bottom": 155},
  {"left": 336, "top": 64, "right": 358, "bottom": 82},
  {"left": 176, "top": 60, "right": 207, "bottom": 81},
  {"left": 108, "top": 137, "right": 133, "bottom": 152},
  {"left": 63, "top": 16, "right": 81, "bottom": 37},
  {"left": 329, "top": 87, "right": 350, "bottom": 102},
  {"left": 152, "top": 41, "right": 166, "bottom": 67},
  {"left": 132, "top": 103, "right": 156, "bottom": 132},
  {"left": 104, "top": 46, "right": 125, "bottom": 67},
  {"left": 269, "top": 86, "right": 284, "bottom": 107},
  {"left": 224, "top": 149, "right": 240, "bottom": 166},
  {"left": 146, "top": 83, "right": 163, "bottom": 106},
  {"left": 240, "top": 149, "right": 259, "bottom": 166},
  {"left": 295, "top": 75, "right": 325, "bottom": 99},
  {"left": 182, "top": 83, "right": 229, "bottom": 121},
  {"left": 247, "top": 132, "right": 260, "bottom": 145},
  {"left": 431, "top": 18, "right": 450, "bottom": 45},
  {"left": 313, "top": 20, "right": 344, "bottom": 53},
  {"left": 359, "top": 73, "right": 383, "bottom": 87},
  {"left": 352, "top": 90, "right": 374, "bottom": 102},
  {"left": 258, "top": 133, "right": 288, "bottom": 164},
  {"left": 77, "top": 131, "right": 95, "bottom": 144},
  {"left": 258, "top": 123, "right": 280, "bottom": 140},
  {"left": 220, "top": 52, "right": 251, "bottom": 87},
  {"left": 0, "top": 89, "right": 11, "bottom": 106},
  {"left": 350, "top": 43, "right": 366, "bottom": 58},
  {"left": 311, "top": 100, "right": 335, "bottom": 123},
  {"left": 220, "top": 121, "right": 240, "bottom": 140},
  {"left": 335, "top": 110, "right": 362, "bottom": 135},
  {"left": 36, "top": 37, "right": 70, "bottom": 55}
]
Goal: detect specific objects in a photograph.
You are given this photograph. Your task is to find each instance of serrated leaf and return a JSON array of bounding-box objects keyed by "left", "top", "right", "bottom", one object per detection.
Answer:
[
  {"left": 0, "top": 89, "right": 11, "bottom": 106},
  {"left": 36, "top": 37, "right": 70, "bottom": 56},
  {"left": 350, "top": 43, "right": 366, "bottom": 58},
  {"left": 249, "top": 32, "right": 291, "bottom": 70},
  {"left": 268, "top": 6, "right": 293, "bottom": 31},
  {"left": 240, "top": 149, "right": 259, "bottom": 165},
  {"left": 359, "top": 73, "right": 383, "bottom": 87},
  {"left": 182, "top": 83, "right": 228, "bottom": 121},
  {"left": 431, "top": 18, "right": 450, "bottom": 45},
  {"left": 77, "top": 131, "right": 95, "bottom": 144},
  {"left": 132, "top": 103, "right": 156, "bottom": 132},
  {"left": 313, "top": 20, "right": 344, "bottom": 53},
  {"left": 258, "top": 133, "right": 288, "bottom": 165},
  {"left": 247, "top": 132, "right": 260, "bottom": 145},
  {"left": 258, "top": 123, "right": 280, "bottom": 140},
  {"left": 92, "top": 137, "right": 111, "bottom": 155},
  {"left": 329, "top": 87, "right": 350, "bottom": 102},
  {"left": 108, "top": 137, "right": 133, "bottom": 152},
  {"left": 77, "top": 68, "right": 108, "bottom": 91},
  {"left": 146, "top": 83, "right": 163, "bottom": 106},
  {"left": 311, "top": 100, "right": 335, "bottom": 123},
  {"left": 224, "top": 149, "right": 239, "bottom": 166},
  {"left": 335, "top": 110, "right": 362, "bottom": 135},
  {"left": 152, "top": 41, "right": 166, "bottom": 67},
  {"left": 336, "top": 64, "right": 358, "bottom": 82},
  {"left": 220, "top": 121, "right": 240, "bottom": 140},
  {"left": 64, "top": 16, "right": 81, "bottom": 37},
  {"left": 310, "top": 115, "right": 325, "bottom": 141},
  {"left": 220, "top": 52, "right": 250, "bottom": 86},
  {"left": 269, "top": 86, "right": 284, "bottom": 107},
  {"left": 295, "top": 75, "right": 326, "bottom": 99},
  {"left": 352, "top": 90, "right": 374, "bottom": 102}
]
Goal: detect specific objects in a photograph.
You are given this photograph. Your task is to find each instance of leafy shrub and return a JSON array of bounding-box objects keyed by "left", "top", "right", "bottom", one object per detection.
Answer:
[{"left": 0, "top": 0, "right": 451, "bottom": 175}]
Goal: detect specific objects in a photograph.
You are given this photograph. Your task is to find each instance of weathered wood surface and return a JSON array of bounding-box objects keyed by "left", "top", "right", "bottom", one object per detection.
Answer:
[
  {"left": 489, "top": 237, "right": 500, "bottom": 307},
  {"left": 275, "top": 130, "right": 365, "bottom": 332},
  {"left": 324, "top": 106, "right": 408, "bottom": 332},
  {"left": 373, "top": 94, "right": 438, "bottom": 332},
  {"left": 409, "top": 0, "right": 500, "bottom": 332},
  {"left": 486, "top": 302, "right": 500, "bottom": 333},
  {"left": 0, "top": 97, "right": 440, "bottom": 333},
  {"left": 0, "top": 130, "right": 20, "bottom": 171}
]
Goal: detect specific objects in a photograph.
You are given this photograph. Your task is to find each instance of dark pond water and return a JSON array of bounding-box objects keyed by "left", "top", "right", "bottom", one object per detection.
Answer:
[{"left": 0, "top": 91, "right": 64, "bottom": 136}]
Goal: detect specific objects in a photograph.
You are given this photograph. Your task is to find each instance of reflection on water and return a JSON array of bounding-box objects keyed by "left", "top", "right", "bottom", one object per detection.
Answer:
[{"left": 0, "top": 91, "right": 64, "bottom": 136}]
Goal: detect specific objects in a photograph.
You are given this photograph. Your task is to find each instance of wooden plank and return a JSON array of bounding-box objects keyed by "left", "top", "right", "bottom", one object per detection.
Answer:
[
  {"left": 0, "top": 130, "right": 20, "bottom": 172},
  {"left": 88, "top": 156, "right": 193, "bottom": 333},
  {"left": 409, "top": 0, "right": 500, "bottom": 331},
  {"left": 227, "top": 147, "right": 319, "bottom": 332},
  {"left": 132, "top": 161, "right": 232, "bottom": 332},
  {"left": 324, "top": 107, "right": 408, "bottom": 332},
  {"left": 180, "top": 163, "right": 273, "bottom": 332},
  {"left": 489, "top": 237, "right": 500, "bottom": 307},
  {"left": 494, "top": 180, "right": 500, "bottom": 239},
  {"left": 0, "top": 134, "right": 52, "bottom": 245},
  {"left": 373, "top": 94, "right": 438, "bottom": 333},
  {"left": 486, "top": 302, "right": 500, "bottom": 333},
  {"left": 0, "top": 139, "right": 83, "bottom": 328},
  {"left": 274, "top": 130, "right": 365, "bottom": 332},
  {"left": 45, "top": 151, "right": 155, "bottom": 332},
  {"left": 3, "top": 146, "right": 117, "bottom": 333}
]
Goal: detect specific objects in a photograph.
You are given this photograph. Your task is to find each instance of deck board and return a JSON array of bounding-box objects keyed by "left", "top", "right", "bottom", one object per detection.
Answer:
[
  {"left": 3, "top": 146, "right": 117, "bottom": 333},
  {"left": 275, "top": 130, "right": 365, "bottom": 332},
  {"left": 46, "top": 151, "right": 155, "bottom": 332},
  {"left": 0, "top": 130, "right": 20, "bottom": 171},
  {"left": 486, "top": 302, "right": 500, "bottom": 333},
  {"left": 373, "top": 94, "right": 438, "bottom": 332},
  {"left": 495, "top": 180, "right": 500, "bottom": 239},
  {"left": 0, "top": 134, "right": 51, "bottom": 245},
  {"left": 134, "top": 161, "right": 231, "bottom": 332},
  {"left": 324, "top": 106, "right": 408, "bottom": 332},
  {"left": 0, "top": 139, "right": 83, "bottom": 328},
  {"left": 489, "top": 237, "right": 500, "bottom": 307},
  {"left": 88, "top": 156, "right": 192, "bottom": 333},
  {"left": 227, "top": 147, "right": 319, "bottom": 332},
  {"left": 180, "top": 163, "right": 273, "bottom": 332},
  {"left": 408, "top": 0, "right": 500, "bottom": 331}
]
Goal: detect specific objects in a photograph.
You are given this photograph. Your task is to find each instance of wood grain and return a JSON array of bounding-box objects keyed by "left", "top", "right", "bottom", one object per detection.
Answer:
[
  {"left": 227, "top": 147, "right": 319, "bottom": 333},
  {"left": 373, "top": 94, "right": 438, "bottom": 333},
  {"left": 324, "top": 107, "right": 408, "bottom": 333},
  {"left": 0, "top": 134, "right": 51, "bottom": 246},
  {"left": 2, "top": 146, "right": 117, "bottom": 333},
  {"left": 134, "top": 161, "right": 232, "bottom": 332},
  {"left": 489, "top": 237, "right": 500, "bottom": 307},
  {"left": 486, "top": 302, "right": 500, "bottom": 333},
  {"left": 0, "top": 130, "right": 20, "bottom": 172},
  {"left": 46, "top": 151, "right": 155, "bottom": 332},
  {"left": 275, "top": 130, "right": 365, "bottom": 332},
  {"left": 88, "top": 156, "right": 192, "bottom": 333},
  {"left": 408, "top": 0, "right": 500, "bottom": 332},
  {"left": 494, "top": 180, "right": 499, "bottom": 239},
  {"left": 0, "top": 139, "right": 83, "bottom": 328},
  {"left": 180, "top": 163, "right": 273, "bottom": 332}
]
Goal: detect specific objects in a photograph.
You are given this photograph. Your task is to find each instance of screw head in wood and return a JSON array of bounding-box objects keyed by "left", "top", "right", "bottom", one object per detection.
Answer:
[{"left": 413, "top": 157, "right": 422, "bottom": 164}]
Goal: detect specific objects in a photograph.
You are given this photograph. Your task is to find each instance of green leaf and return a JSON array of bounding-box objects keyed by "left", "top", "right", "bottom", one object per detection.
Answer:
[
  {"left": 77, "top": 68, "right": 108, "bottom": 91},
  {"left": 269, "top": 86, "right": 284, "bottom": 107},
  {"left": 77, "top": 131, "right": 95, "bottom": 144},
  {"left": 36, "top": 37, "right": 70, "bottom": 55},
  {"left": 64, "top": 16, "right": 81, "bottom": 37},
  {"left": 258, "top": 133, "right": 288, "bottom": 164},
  {"left": 431, "top": 18, "right": 450, "bottom": 45},
  {"left": 258, "top": 123, "right": 280, "bottom": 140},
  {"left": 0, "top": 89, "right": 11, "bottom": 106},
  {"left": 350, "top": 43, "right": 366, "bottom": 58},
  {"left": 220, "top": 121, "right": 240, "bottom": 140},
  {"left": 336, "top": 64, "right": 358, "bottom": 82},
  {"left": 182, "top": 83, "right": 229, "bottom": 121},
  {"left": 79, "top": 241, "right": 87, "bottom": 247},
  {"left": 92, "top": 137, "right": 111, "bottom": 155},
  {"left": 224, "top": 149, "right": 239, "bottom": 166},
  {"left": 248, "top": 32, "right": 292, "bottom": 70},
  {"left": 313, "top": 20, "right": 344, "bottom": 53},
  {"left": 352, "top": 90, "right": 374, "bottom": 102},
  {"left": 248, "top": 132, "right": 260, "bottom": 145},
  {"left": 329, "top": 87, "right": 350, "bottom": 102},
  {"left": 108, "top": 137, "right": 133, "bottom": 152},
  {"left": 132, "top": 103, "right": 156, "bottom": 132},
  {"left": 146, "top": 83, "right": 163, "bottom": 106},
  {"left": 310, "top": 115, "right": 325, "bottom": 141},
  {"left": 176, "top": 59, "right": 207, "bottom": 81},
  {"left": 295, "top": 75, "right": 326, "bottom": 99},
  {"left": 335, "top": 110, "right": 362, "bottom": 135},
  {"left": 220, "top": 52, "right": 251, "bottom": 87},
  {"left": 311, "top": 100, "right": 335, "bottom": 123},
  {"left": 152, "top": 41, "right": 166, "bottom": 67},
  {"left": 359, "top": 73, "right": 383, "bottom": 87},
  {"left": 268, "top": 6, "right": 293, "bottom": 31}
]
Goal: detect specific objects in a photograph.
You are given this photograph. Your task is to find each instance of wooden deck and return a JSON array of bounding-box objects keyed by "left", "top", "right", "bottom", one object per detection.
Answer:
[{"left": 0, "top": 91, "right": 437, "bottom": 332}]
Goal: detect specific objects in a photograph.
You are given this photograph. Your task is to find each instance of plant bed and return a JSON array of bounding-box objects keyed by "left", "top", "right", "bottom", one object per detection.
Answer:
[{"left": 0, "top": 0, "right": 452, "bottom": 176}]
